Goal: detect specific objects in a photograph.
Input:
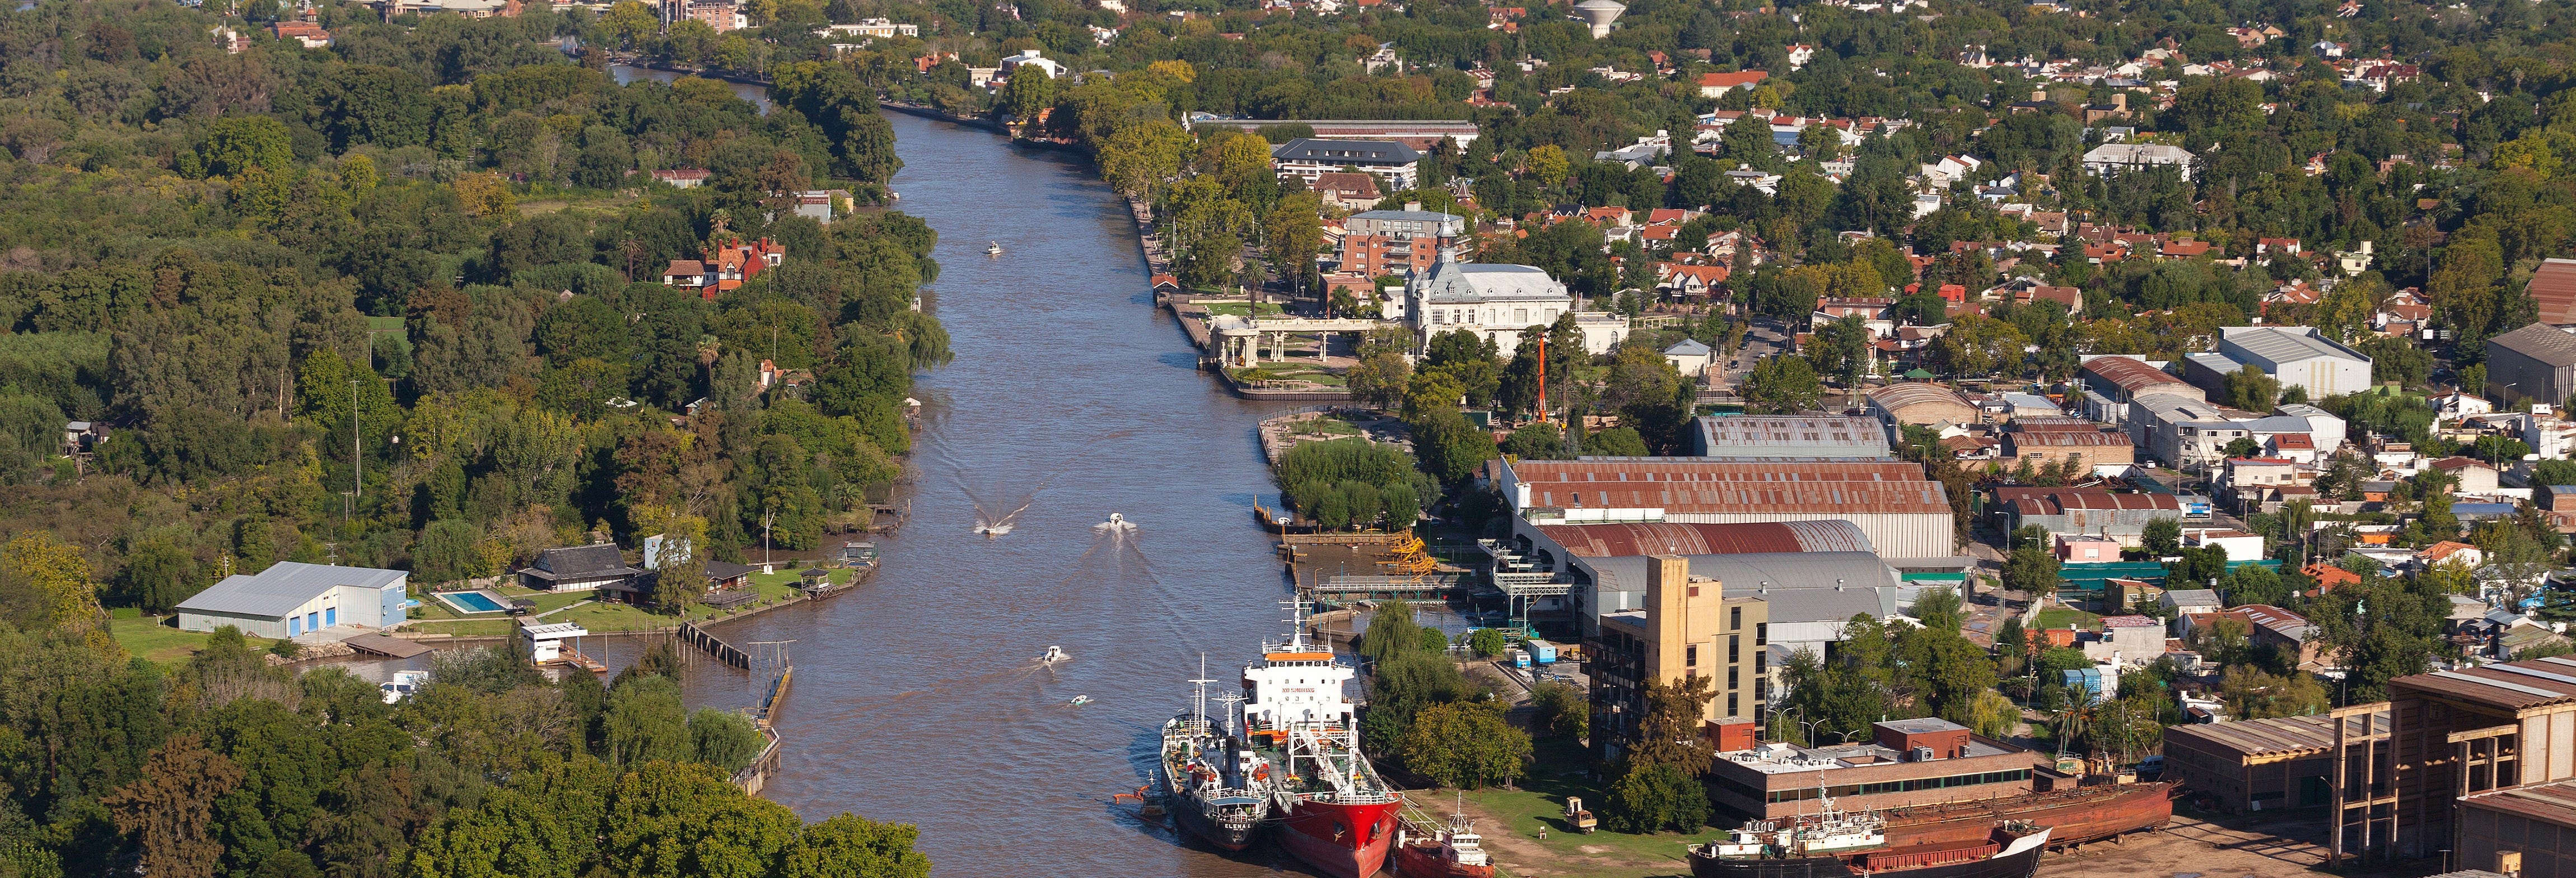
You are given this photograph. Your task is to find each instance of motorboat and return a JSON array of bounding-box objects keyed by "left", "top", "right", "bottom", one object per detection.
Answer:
[
  {"left": 986, "top": 241, "right": 1004, "bottom": 255},
  {"left": 379, "top": 670, "right": 429, "bottom": 704},
  {"left": 974, "top": 521, "right": 1011, "bottom": 537},
  {"left": 1095, "top": 512, "right": 1136, "bottom": 532},
  {"left": 1067, "top": 694, "right": 1093, "bottom": 706},
  {"left": 1040, "top": 646, "right": 1067, "bottom": 664}
]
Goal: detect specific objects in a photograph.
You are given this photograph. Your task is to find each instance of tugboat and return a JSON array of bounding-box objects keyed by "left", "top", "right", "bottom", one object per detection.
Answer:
[
  {"left": 1687, "top": 796, "right": 2052, "bottom": 878},
  {"left": 1160, "top": 656, "right": 1271, "bottom": 851},
  {"left": 1240, "top": 600, "right": 1403, "bottom": 878},
  {"left": 1393, "top": 804, "right": 1495, "bottom": 877}
]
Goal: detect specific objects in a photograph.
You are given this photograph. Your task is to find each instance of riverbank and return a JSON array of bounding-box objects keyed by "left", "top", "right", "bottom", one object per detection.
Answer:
[{"left": 1124, "top": 197, "right": 1359, "bottom": 401}]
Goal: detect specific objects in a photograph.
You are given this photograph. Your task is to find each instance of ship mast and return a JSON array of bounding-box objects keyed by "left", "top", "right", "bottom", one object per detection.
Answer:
[{"left": 1191, "top": 652, "right": 1214, "bottom": 728}]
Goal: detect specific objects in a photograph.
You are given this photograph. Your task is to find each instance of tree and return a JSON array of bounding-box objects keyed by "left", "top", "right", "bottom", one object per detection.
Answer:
[
  {"left": 688, "top": 708, "right": 767, "bottom": 774},
  {"left": 102, "top": 735, "right": 245, "bottom": 878},
  {"left": 1529, "top": 680, "right": 1587, "bottom": 738},
  {"left": 1740, "top": 356, "right": 1822, "bottom": 414},
  {"left": 2003, "top": 535, "right": 2061, "bottom": 595},
  {"left": 1000, "top": 68, "right": 1054, "bottom": 123},
  {"left": 2218, "top": 665, "right": 2330, "bottom": 719},
  {"left": 2224, "top": 365, "right": 2280, "bottom": 412},
  {"left": 2143, "top": 519, "right": 2182, "bottom": 556},
  {"left": 1347, "top": 352, "right": 1411, "bottom": 409},
  {"left": 604, "top": 675, "right": 690, "bottom": 766},
  {"left": 1526, "top": 145, "right": 1570, "bottom": 187},
  {"left": 1397, "top": 702, "right": 1530, "bottom": 788},
  {"left": 1600, "top": 762, "right": 1710, "bottom": 833},
  {"left": 1468, "top": 628, "right": 1507, "bottom": 658},
  {"left": 1630, "top": 675, "right": 1715, "bottom": 776}
]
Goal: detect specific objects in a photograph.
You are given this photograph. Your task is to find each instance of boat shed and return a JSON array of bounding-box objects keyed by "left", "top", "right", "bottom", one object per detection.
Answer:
[
  {"left": 2365, "top": 656, "right": 2576, "bottom": 860},
  {"left": 175, "top": 561, "right": 408, "bottom": 640}
]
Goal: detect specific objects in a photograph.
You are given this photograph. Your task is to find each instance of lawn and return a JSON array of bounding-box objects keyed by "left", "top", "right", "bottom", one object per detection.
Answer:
[
  {"left": 110, "top": 616, "right": 284, "bottom": 665},
  {"left": 2031, "top": 606, "right": 2102, "bottom": 631},
  {"left": 1438, "top": 736, "right": 1706, "bottom": 878},
  {"left": 1197, "top": 301, "right": 1289, "bottom": 317},
  {"left": 402, "top": 571, "right": 837, "bottom": 636}
]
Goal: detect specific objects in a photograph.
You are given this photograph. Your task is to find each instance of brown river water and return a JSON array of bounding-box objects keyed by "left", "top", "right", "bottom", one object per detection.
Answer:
[{"left": 680, "top": 106, "right": 1312, "bottom": 875}]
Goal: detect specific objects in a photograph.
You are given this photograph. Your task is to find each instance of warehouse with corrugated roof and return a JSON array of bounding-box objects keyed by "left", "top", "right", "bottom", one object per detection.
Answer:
[
  {"left": 2163, "top": 710, "right": 2386, "bottom": 814},
  {"left": 1496, "top": 457, "right": 1956, "bottom": 559}
]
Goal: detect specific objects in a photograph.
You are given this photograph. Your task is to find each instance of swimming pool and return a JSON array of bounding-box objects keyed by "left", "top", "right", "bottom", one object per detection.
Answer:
[{"left": 435, "top": 591, "right": 508, "bottom": 614}]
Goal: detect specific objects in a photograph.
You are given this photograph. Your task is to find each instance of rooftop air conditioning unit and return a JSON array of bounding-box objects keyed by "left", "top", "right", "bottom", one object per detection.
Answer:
[{"left": 1912, "top": 746, "right": 1937, "bottom": 762}]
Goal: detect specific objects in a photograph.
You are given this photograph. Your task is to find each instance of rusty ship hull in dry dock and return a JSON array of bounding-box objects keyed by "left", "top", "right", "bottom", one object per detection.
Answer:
[{"left": 1874, "top": 781, "right": 2176, "bottom": 849}]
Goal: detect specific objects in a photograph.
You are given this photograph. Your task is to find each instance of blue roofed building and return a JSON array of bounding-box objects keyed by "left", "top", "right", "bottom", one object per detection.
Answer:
[{"left": 175, "top": 561, "right": 408, "bottom": 640}]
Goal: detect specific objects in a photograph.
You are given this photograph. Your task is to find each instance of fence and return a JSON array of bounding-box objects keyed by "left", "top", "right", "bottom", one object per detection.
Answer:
[{"left": 678, "top": 621, "right": 752, "bottom": 670}]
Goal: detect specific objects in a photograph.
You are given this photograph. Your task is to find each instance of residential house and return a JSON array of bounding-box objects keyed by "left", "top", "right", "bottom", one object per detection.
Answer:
[
  {"left": 651, "top": 169, "right": 711, "bottom": 188},
  {"left": 1310, "top": 171, "right": 1383, "bottom": 212},
  {"left": 998, "top": 48, "right": 1063, "bottom": 78},
  {"left": 1696, "top": 71, "right": 1770, "bottom": 97},
  {"left": 517, "top": 544, "right": 642, "bottom": 599},
  {"left": 1664, "top": 339, "right": 1714, "bottom": 378},
  {"left": 2429, "top": 456, "right": 2502, "bottom": 494},
  {"left": 2182, "top": 527, "right": 2265, "bottom": 563}
]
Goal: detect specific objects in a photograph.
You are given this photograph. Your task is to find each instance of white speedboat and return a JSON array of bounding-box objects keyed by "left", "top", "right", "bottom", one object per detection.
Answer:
[
  {"left": 1040, "top": 646, "right": 1067, "bottom": 664},
  {"left": 1095, "top": 512, "right": 1136, "bottom": 532},
  {"left": 986, "top": 241, "right": 1004, "bottom": 255}
]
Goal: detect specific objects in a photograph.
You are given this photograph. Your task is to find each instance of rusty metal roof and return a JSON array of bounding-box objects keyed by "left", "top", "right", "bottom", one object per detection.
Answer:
[
  {"left": 2391, "top": 655, "right": 2576, "bottom": 711},
  {"left": 1510, "top": 460, "right": 1950, "bottom": 515},
  {"left": 1995, "top": 488, "right": 2181, "bottom": 513},
  {"left": 2008, "top": 430, "right": 2132, "bottom": 449},
  {"left": 1535, "top": 520, "right": 1876, "bottom": 557},
  {"left": 2461, "top": 777, "right": 2576, "bottom": 828},
  {"left": 1869, "top": 383, "right": 1973, "bottom": 413},
  {"left": 2080, "top": 356, "right": 2193, "bottom": 393},
  {"left": 2528, "top": 259, "right": 2576, "bottom": 326},
  {"left": 2162, "top": 709, "right": 2386, "bottom": 758}
]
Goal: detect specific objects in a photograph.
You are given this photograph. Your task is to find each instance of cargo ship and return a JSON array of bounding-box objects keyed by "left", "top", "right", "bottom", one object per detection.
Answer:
[
  {"left": 1160, "top": 657, "right": 1271, "bottom": 851},
  {"left": 1688, "top": 800, "right": 2051, "bottom": 878},
  {"left": 1240, "top": 601, "right": 1403, "bottom": 878},
  {"left": 1878, "top": 780, "right": 2175, "bottom": 849}
]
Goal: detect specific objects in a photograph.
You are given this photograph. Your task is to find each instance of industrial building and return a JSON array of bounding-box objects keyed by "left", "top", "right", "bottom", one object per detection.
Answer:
[
  {"left": 1592, "top": 557, "right": 1771, "bottom": 760},
  {"left": 1868, "top": 384, "right": 1980, "bottom": 428},
  {"left": 2485, "top": 323, "right": 2576, "bottom": 406},
  {"left": 2161, "top": 710, "right": 2386, "bottom": 814},
  {"left": 2528, "top": 258, "right": 2576, "bottom": 327},
  {"left": 1706, "top": 718, "right": 2049, "bottom": 820},
  {"left": 1517, "top": 520, "right": 1875, "bottom": 569},
  {"left": 1559, "top": 551, "right": 1908, "bottom": 653},
  {"left": 1685, "top": 415, "right": 1893, "bottom": 459},
  {"left": 2182, "top": 326, "right": 2373, "bottom": 401},
  {"left": 2330, "top": 656, "right": 2576, "bottom": 862},
  {"left": 2457, "top": 779, "right": 2576, "bottom": 878},
  {"left": 2002, "top": 426, "right": 2135, "bottom": 469},
  {"left": 175, "top": 561, "right": 409, "bottom": 640},
  {"left": 1998, "top": 488, "right": 2191, "bottom": 543},
  {"left": 1494, "top": 457, "right": 1954, "bottom": 559},
  {"left": 2075, "top": 354, "right": 2204, "bottom": 429}
]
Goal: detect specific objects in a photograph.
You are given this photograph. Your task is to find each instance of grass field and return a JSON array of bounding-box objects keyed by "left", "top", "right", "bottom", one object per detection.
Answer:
[
  {"left": 1439, "top": 737, "right": 1705, "bottom": 878},
  {"left": 109, "top": 617, "right": 283, "bottom": 665},
  {"left": 2031, "top": 606, "right": 2102, "bottom": 631}
]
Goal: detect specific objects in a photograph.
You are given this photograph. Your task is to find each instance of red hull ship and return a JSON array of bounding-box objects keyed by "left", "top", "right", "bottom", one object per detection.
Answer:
[
  {"left": 1878, "top": 781, "right": 2176, "bottom": 849},
  {"left": 1393, "top": 810, "right": 1497, "bottom": 878},
  {"left": 1242, "top": 601, "right": 1405, "bottom": 878}
]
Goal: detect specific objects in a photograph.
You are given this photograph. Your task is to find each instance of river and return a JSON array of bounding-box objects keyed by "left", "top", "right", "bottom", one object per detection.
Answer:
[{"left": 683, "top": 110, "right": 1315, "bottom": 875}]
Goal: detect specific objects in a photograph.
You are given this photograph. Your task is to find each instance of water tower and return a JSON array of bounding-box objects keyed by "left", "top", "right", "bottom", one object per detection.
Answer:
[{"left": 1572, "top": 0, "right": 1626, "bottom": 38}]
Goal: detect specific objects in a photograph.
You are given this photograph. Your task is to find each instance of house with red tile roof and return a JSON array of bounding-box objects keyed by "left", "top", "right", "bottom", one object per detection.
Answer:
[{"left": 1696, "top": 71, "right": 1770, "bottom": 97}]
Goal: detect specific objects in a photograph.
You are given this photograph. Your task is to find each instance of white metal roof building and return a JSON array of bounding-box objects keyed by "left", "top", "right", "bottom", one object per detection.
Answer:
[
  {"left": 175, "top": 561, "right": 408, "bottom": 640},
  {"left": 2182, "top": 326, "right": 2373, "bottom": 400}
]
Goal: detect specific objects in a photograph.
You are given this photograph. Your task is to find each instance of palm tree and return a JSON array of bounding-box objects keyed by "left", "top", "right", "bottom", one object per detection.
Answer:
[{"left": 2050, "top": 688, "right": 2093, "bottom": 758}]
